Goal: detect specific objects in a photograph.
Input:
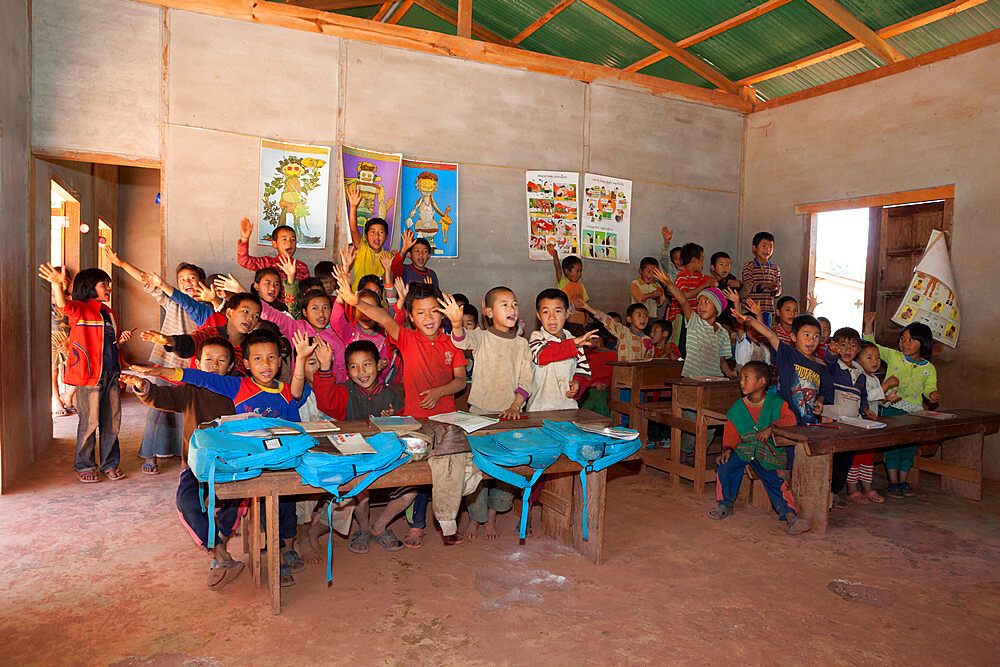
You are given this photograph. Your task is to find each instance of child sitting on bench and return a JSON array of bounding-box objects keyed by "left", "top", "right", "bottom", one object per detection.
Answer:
[{"left": 710, "top": 361, "right": 810, "bottom": 535}]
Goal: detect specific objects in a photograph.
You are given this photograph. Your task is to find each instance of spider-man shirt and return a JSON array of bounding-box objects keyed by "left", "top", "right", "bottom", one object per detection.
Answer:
[{"left": 773, "top": 342, "right": 834, "bottom": 425}]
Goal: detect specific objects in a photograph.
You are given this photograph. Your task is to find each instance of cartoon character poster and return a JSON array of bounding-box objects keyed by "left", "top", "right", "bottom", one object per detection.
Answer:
[
  {"left": 341, "top": 144, "right": 402, "bottom": 251},
  {"left": 258, "top": 139, "right": 331, "bottom": 248},
  {"left": 581, "top": 173, "right": 631, "bottom": 263},
  {"left": 526, "top": 171, "right": 579, "bottom": 261},
  {"left": 399, "top": 158, "right": 458, "bottom": 258},
  {"left": 891, "top": 230, "right": 960, "bottom": 347}
]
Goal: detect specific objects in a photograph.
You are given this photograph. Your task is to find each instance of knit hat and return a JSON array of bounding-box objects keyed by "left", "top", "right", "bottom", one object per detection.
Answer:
[{"left": 701, "top": 287, "right": 728, "bottom": 315}]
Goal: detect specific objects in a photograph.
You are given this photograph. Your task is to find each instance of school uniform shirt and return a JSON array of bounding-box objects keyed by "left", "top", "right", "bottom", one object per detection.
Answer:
[
  {"left": 526, "top": 329, "right": 591, "bottom": 412},
  {"left": 596, "top": 312, "right": 653, "bottom": 362},
  {"left": 176, "top": 368, "right": 311, "bottom": 421},
  {"left": 392, "top": 327, "right": 465, "bottom": 418},
  {"left": 451, "top": 327, "right": 533, "bottom": 413},
  {"left": 557, "top": 276, "right": 589, "bottom": 325},
  {"left": 822, "top": 354, "right": 868, "bottom": 419},
  {"left": 100, "top": 310, "right": 121, "bottom": 377},
  {"left": 667, "top": 269, "right": 707, "bottom": 321},
  {"left": 390, "top": 253, "right": 439, "bottom": 288},
  {"left": 741, "top": 258, "right": 782, "bottom": 316},
  {"left": 863, "top": 335, "right": 937, "bottom": 412},
  {"left": 772, "top": 341, "right": 834, "bottom": 425},
  {"left": 681, "top": 314, "right": 732, "bottom": 379}
]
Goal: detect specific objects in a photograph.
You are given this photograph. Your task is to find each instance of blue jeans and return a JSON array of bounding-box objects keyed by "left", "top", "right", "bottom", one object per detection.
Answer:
[
  {"left": 139, "top": 378, "right": 184, "bottom": 458},
  {"left": 716, "top": 454, "right": 796, "bottom": 517},
  {"left": 74, "top": 374, "right": 122, "bottom": 472},
  {"left": 176, "top": 468, "right": 245, "bottom": 551}
]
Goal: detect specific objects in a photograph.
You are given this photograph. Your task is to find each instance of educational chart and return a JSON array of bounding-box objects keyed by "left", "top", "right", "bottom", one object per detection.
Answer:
[
  {"left": 526, "top": 171, "right": 580, "bottom": 261},
  {"left": 258, "top": 139, "right": 331, "bottom": 248},
  {"left": 581, "top": 173, "right": 631, "bottom": 263},
  {"left": 341, "top": 145, "right": 402, "bottom": 251},
  {"left": 400, "top": 158, "right": 459, "bottom": 258},
  {"left": 891, "top": 230, "right": 960, "bottom": 347}
]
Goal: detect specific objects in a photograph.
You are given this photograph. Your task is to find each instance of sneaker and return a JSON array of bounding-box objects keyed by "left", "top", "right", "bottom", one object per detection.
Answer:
[
  {"left": 885, "top": 483, "right": 904, "bottom": 499},
  {"left": 899, "top": 482, "right": 917, "bottom": 497}
]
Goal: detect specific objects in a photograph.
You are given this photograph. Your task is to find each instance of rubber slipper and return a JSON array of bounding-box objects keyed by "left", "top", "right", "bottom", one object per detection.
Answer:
[
  {"left": 830, "top": 495, "right": 848, "bottom": 509},
  {"left": 403, "top": 527, "right": 424, "bottom": 549},
  {"left": 442, "top": 534, "right": 465, "bottom": 547},
  {"left": 219, "top": 560, "right": 244, "bottom": 589},
  {"left": 866, "top": 490, "right": 885, "bottom": 503},
  {"left": 709, "top": 504, "right": 734, "bottom": 520},
  {"left": 103, "top": 468, "right": 126, "bottom": 481},
  {"left": 282, "top": 549, "right": 306, "bottom": 574},
  {"left": 77, "top": 470, "right": 100, "bottom": 484},
  {"left": 279, "top": 563, "right": 296, "bottom": 587},
  {"left": 786, "top": 516, "right": 811, "bottom": 535},
  {"left": 373, "top": 529, "right": 404, "bottom": 552},
  {"left": 846, "top": 492, "right": 870, "bottom": 505},
  {"left": 207, "top": 559, "right": 227, "bottom": 589},
  {"left": 141, "top": 462, "right": 159, "bottom": 475},
  {"left": 349, "top": 530, "right": 371, "bottom": 554}
]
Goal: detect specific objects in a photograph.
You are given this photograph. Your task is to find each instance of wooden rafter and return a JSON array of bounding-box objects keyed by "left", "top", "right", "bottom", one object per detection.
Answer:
[
  {"left": 625, "top": 0, "right": 792, "bottom": 73},
  {"left": 456, "top": 0, "right": 471, "bottom": 39},
  {"left": 512, "top": 0, "right": 576, "bottom": 45},
  {"left": 805, "top": 0, "right": 906, "bottom": 65},
  {"left": 371, "top": 1, "right": 393, "bottom": 21},
  {"left": 291, "top": 0, "right": 382, "bottom": 10},
  {"left": 413, "top": 0, "right": 515, "bottom": 46},
  {"left": 384, "top": 0, "right": 413, "bottom": 24},
  {"left": 740, "top": 0, "right": 988, "bottom": 85},
  {"left": 578, "top": 0, "right": 739, "bottom": 94}
]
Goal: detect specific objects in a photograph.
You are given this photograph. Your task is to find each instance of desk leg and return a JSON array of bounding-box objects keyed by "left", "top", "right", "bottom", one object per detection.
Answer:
[
  {"left": 248, "top": 496, "right": 262, "bottom": 588},
  {"left": 570, "top": 469, "right": 606, "bottom": 565},
  {"left": 670, "top": 400, "right": 682, "bottom": 486},
  {"left": 629, "top": 376, "right": 641, "bottom": 429},
  {"left": 266, "top": 491, "right": 281, "bottom": 615},
  {"left": 940, "top": 431, "right": 984, "bottom": 500},
  {"left": 791, "top": 444, "right": 831, "bottom": 535},
  {"left": 693, "top": 396, "right": 707, "bottom": 495},
  {"left": 539, "top": 472, "right": 573, "bottom": 546}
]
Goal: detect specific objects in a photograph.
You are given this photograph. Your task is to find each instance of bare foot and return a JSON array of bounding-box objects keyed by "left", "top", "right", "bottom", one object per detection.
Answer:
[
  {"left": 484, "top": 521, "right": 498, "bottom": 541},
  {"left": 465, "top": 522, "right": 480, "bottom": 541},
  {"left": 297, "top": 525, "right": 322, "bottom": 564}
]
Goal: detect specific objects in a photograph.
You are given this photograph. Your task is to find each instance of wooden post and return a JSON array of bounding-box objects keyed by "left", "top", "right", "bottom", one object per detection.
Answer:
[
  {"left": 693, "top": 387, "right": 708, "bottom": 494},
  {"left": 940, "top": 430, "right": 984, "bottom": 500},
  {"left": 457, "top": 0, "right": 472, "bottom": 39},
  {"left": 266, "top": 491, "right": 281, "bottom": 615},
  {"left": 789, "top": 444, "right": 831, "bottom": 534},
  {"left": 570, "top": 469, "right": 606, "bottom": 565},
  {"left": 248, "top": 496, "right": 262, "bottom": 588},
  {"left": 539, "top": 472, "right": 574, "bottom": 546}
]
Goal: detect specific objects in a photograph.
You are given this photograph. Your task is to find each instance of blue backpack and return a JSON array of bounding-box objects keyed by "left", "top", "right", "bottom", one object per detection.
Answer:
[
  {"left": 468, "top": 428, "right": 564, "bottom": 539},
  {"left": 295, "top": 432, "right": 410, "bottom": 581},
  {"left": 189, "top": 417, "right": 317, "bottom": 548},
  {"left": 541, "top": 421, "right": 641, "bottom": 539}
]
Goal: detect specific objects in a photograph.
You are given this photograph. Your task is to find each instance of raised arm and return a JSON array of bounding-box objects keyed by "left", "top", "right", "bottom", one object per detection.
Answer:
[
  {"left": 547, "top": 243, "right": 563, "bottom": 283},
  {"left": 338, "top": 277, "right": 399, "bottom": 340},
  {"left": 730, "top": 299, "right": 780, "bottom": 351},
  {"left": 290, "top": 331, "right": 317, "bottom": 401},
  {"left": 346, "top": 183, "right": 363, "bottom": 247},
  {"left": 103, "top": 244, "right": 145, "bottom": 284},
  {"left": 236, "top": 218, "right": 268, "bottom": 271},
  {"left": 653, "top": 267, "right": 692, "bottom": 321},
  {"left": 38, "top": 263, "right": 68, "bottom": 309}
]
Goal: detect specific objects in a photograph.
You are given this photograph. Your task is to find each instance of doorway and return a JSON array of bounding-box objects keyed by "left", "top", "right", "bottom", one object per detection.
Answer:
[
  {"left": 50, "top": 179, "right": 79, "bottom": 417},
  {"left": 810, "top": 208, "right": 868, "bottom": 332}
]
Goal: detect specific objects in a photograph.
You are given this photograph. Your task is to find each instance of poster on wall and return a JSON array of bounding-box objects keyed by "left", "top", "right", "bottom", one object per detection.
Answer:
[
  {"left": 340, "top": 144, "right": 403, "bottom": 251},
  {"left": 891, "top": 230, "right": 960, "bottom": 347},
  {"left": 258, "top": 139, "right": 331, "bottom": 248},
  {"left": 525, "top": 171, "right": 580, "bottom": 261},
  {"left": 399, "top": 158, "right": 459, "bottom": 258},
  {"left": 581, "top": 173, "right": 631, "bottom": 263}
]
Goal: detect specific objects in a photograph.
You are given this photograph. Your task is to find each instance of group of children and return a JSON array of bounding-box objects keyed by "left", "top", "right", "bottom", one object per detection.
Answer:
[{"left": 43, "top": 207, "right": 942, "bottom": 585}]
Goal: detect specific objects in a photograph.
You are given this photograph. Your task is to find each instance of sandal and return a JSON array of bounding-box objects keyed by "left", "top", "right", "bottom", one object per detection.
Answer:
[
  {"left": 830, "top": 495, "right": 848, "bottom": 510},
  {"left": 349, "top": 530, "right": 371, "bottom": 554},
  {"left": 279, "top": 563, "right": 296, "bottom": 587},
  {"left": 373, "top": 529, "right": 404, "bottom": 552},
  {"left": 403, "top": 527, "right": 424, "bottom": 549},
  {"left": 282, "top": 549, "right": 306, "bottom": 574},
  {"left": 786, "top": 516, "right": 811, "bottom": 535},
  {"left": 207, "top": 559, "right": 244, "bottom": 590},
  {"left": 846, "top": 492, "right": 870, "bottom": 505},
  {"left": 709, "top": 504, "right": 734, "bottom": 520},
  {"left": 103, "top": 468, "right": 126, "bottom": 481},
  {"left": 141, "top": 462, "right": 159, "bottom": 475},
  {"left": 866, "top": 490, "right": 885, "bottom": 503},
  {"left": 442, "top": 533, "right": 465, "bottom": 547},
  {"left": 76, "top": 469, "right": 100, "bottom": 484}
]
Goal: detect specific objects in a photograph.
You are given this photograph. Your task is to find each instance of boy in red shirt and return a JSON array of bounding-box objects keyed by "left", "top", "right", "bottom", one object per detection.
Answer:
[{"left": 339, "top": 279, "right": 469, "bottom": 546}]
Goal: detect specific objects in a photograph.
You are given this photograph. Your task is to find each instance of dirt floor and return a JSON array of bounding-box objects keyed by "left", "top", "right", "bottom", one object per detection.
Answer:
[{"left": 2, "top": 395, "right": 999, "bottom": 665}]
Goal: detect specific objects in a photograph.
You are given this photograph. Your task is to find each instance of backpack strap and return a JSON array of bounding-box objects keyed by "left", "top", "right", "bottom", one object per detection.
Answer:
[
  {"left": 471, "top": 451, "right": 541, "bottom": 540},
  {"left": 206, "top": 458, "right": 219, "bottom": 549}
]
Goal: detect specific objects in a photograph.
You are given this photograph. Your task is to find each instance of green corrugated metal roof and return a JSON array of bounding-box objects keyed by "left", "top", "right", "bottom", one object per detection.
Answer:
[{"left": 308, "top": 0, "right": 1000, "bottom": 103}]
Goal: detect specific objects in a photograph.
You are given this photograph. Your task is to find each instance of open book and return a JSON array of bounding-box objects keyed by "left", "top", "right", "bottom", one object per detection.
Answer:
[
  {"left": 270, "top": 420, "right": 341, "bottom": 436},
  {"left": 429, "top": 411, "right": 500, "bottom": 434},
  {"left": 325, "top": 433, "right": 377, "bottom": 455}
]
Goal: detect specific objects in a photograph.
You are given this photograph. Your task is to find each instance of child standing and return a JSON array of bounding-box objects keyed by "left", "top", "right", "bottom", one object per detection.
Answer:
[
  {"left": 40, "top": 263, "right": 131, "bottom": 483},
  {"left": 848, "top": 341, "right": 901, "bottom": 503},
  {"left": 863, "top": 313, "right": 941, "bottom": 499},
  {"left": 741, "top": 231, "right": 781, "bottom": 326},
  {"left": 710, "top": 361, "right": 809, "bottom": 535},
  {"left": 547, "top": 243, "right": 589, "bottom": 334},
  {"left": 666, "top": 243, "right": 716, "bottom": 351},
  {"left": 709, "top": 252, "right": 732, "bottom": 289},
  {"left": 580, "top": 329, "right": 615, "bottom": 417},
  {"left": 649, "top": 320, "right": 681, "bottom": 360},
  {"left": 821, "top": 327, "right": 873, "bottom": 503},
  {"left": 770, "top": 296, "right": 799, "bottom": 345},
  {"left": 658, "top": 226, "right": 683, "bottom": 283},
  {"left": 392, "top": 229, "right": 439, "bottom": 287},
  {"left": 631, "top": 257, "right": 665, "bottom": 317},
  {"left": 576, "top": 300, "right": 652, "bottom": 363},
  {"left": 346, "top": 183, "right": 391, "bottom": 289},
  {"left": 527, "top": 289, "right": 595, "bottom": 412},
  {"left": 237, "top": 217, "right": 310, "bottom": 285}
]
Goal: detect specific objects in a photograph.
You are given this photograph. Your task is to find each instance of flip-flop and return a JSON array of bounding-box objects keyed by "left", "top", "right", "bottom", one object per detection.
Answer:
[
  {"left": 709, "top": 505, "right": 734, "bottom": 520},
  {"left": 279, "top": 563, "right": 296, "bottom": 587},
  {"left": 373, "top": 529, "right": 404, "bottom": 552},
  {"left": 282, "top": 549, "right": 306, "bottom": 574},
  {"left": 141, "top": 462, "right": 159, "bottom": 475},
  {"left": 403, "top": 527, "right": 424, "bottom": 549},
  {"left": 207, "top": 559, "right": 244, "bottom": 590},
  {"left": 846, "top": 492, "right": 870, "bottom": 505},
  {"left": 77, "top": 470, "right": 100, "bottom": 484},
  {"left": 442, "top": 534, "right": 465, "bottom": 547},
  {"left": 349, "top": 530, "right": 371, "bottom": 554},
  {"left": 866, "top": 490, "right": 885, "bottom": 503},
  {"left": 103, "top": 468, "right": 126, "bottom": 481}
]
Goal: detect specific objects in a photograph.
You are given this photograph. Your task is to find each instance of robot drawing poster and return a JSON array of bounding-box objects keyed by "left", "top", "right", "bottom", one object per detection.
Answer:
[
  {"left": 399, "top": 158, "right": 458, "bottom": 258},
  {"left": 258, "top": 139, "right": 331, "bottom": 248},
  {"left": 341, "top": 144, "right": 402, "bottom": 251}
]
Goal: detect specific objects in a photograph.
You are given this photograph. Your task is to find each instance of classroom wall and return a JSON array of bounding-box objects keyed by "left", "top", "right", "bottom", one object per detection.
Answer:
[
  {"left": 117, "top": 166, "right": 163, "bottom": 365},
  {"left": 0, "top": 0, "right": 33, "bottom": 492},
  {"left": 743, "top": 41, "right": 1000, "bottom": 479}
]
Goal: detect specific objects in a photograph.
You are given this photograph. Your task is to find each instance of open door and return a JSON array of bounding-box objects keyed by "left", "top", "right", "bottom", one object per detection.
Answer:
[{"left": 865, "top": 200, "right": 953, "bottom": 347}]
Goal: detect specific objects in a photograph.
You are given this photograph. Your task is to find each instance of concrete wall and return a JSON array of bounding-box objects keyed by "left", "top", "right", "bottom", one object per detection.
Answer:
[
  {"left": 743, "top": 42, "right": 1000, "bottom": 478},
  {"left": 1, "top": 0, "right": 33, "bottom": 491},
  {"left": 117, "top": 166, "right": 162, "bottom": 365}
]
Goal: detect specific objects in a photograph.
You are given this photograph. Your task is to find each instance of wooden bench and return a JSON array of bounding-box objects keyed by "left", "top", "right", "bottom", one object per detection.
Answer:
[
  {"left": 607, "top": 359, "right": 682, "bottom": 427},
  {"left": 635, "top": 378, "right": 742, "bottom": 495},
  {"left": 773, "top": 409, "right": 1000, "bottom": 534},
  {"left": 215, "top": 409, "right": 637, "bottom": 614}
]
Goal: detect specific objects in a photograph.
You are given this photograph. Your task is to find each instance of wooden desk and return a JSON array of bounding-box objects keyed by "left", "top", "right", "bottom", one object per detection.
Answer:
[
  {"left": 774, "top": 409, "right": 1000, "bottom": 534},
  {"left": 607, "top": 359, "right": 682, "bottom": 426},
  {"left": 214, "top": 409, "right": 635, "bottom": 614},
  {"left": 635, "top": 378, "right": 742, "bottom": 494}
]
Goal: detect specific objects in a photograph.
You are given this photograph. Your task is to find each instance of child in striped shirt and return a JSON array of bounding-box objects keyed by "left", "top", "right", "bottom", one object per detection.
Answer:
[{"left": 741, "top": 231, "right": 781, "bottom": 326}]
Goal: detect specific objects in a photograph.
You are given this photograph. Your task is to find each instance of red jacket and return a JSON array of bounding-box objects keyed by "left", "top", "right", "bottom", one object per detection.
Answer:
[{"left": 60, "top": 299, "right": 120, "bottom": 387}]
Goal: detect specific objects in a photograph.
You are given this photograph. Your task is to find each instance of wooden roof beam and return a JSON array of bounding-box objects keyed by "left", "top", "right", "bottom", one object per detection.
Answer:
[
  {"left": 579, "top": 0, "right": 740, "bottom": 94},
  {"left": 740, "top": 0, "right": 988, "bottom": 85},
  {"left": 413, "top": 0, "right": 516, "bottom": 46},
  {"left": 512, "top": 0, "right": 576, "bottom": 44},
  {"left": 291, "top": 0, "right": 383, "bottom": 10},
  {"left": 805, "top": 0, "right": 906, "bottom": 65},
  {"left": 384, "top": 0, "right": 414, "bottom": 25},
  {"left": 456, "top": 0, "right": 471, "bottom": 38},
  {"left": 371, "top": 2, "right": 394, "bottom": 22}
]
